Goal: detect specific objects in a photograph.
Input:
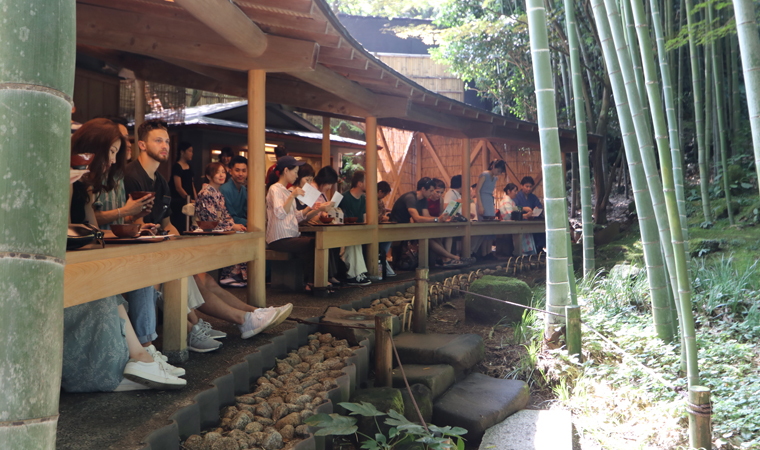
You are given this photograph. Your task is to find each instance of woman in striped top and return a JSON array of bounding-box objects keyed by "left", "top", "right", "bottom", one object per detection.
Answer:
[{"left": 266, "top": 156, "right": 333, "bottom": 290}]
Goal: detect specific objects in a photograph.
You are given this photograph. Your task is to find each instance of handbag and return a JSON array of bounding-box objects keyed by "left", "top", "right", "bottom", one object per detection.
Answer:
[{"left": 66, "top": 223, "right": 105, "bottom": 250}]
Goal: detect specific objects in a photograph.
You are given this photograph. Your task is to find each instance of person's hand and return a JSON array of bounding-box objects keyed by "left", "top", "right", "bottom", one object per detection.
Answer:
[
  {"left": 70, "top": 169, "right": 89, "bottom": 184},
  {"left": 124, "top": 194, "right": 155, "bottom": 217},
  {"left": 313, "top": 201, "right": 323, "bottom": 209},
  {"left": 232, "top": 224, "right": 247, "bottom": 232},
  {"left": 477, "top": 203, "right": 485, "bottom": 216},
  {"left": 292, "top": 187, "right": 305, "bottom": 198},
  {"left": 318, "top": 202, "right": 334, "bottom": 212},
  {"left": 439, "top": 213, "right": 451, "bottom": 222}
]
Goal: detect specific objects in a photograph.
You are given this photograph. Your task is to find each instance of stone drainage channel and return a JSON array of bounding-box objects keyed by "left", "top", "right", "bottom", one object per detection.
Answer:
[{"left": 137, "top": 261, "right": 539, "bottom": 450}]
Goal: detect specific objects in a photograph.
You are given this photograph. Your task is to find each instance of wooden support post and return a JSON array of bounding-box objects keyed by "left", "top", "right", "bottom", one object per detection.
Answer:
[
  {"left": 415, "top": 133, "right": 422, "bottom": 182},
  {"left": 366, "top": 117, "right": 380, "bottom": 277},
  {"left": 163, "top": 277, "right": 189, "bottom": 363},
  {"left": 413, "top": 268, "right": 429, "bottom": 334},
  {"left": 374, "top": 313, "right": 393, "bottom": 387},
  {"left": 133, "top": 79, "right": 146, "bottom": 161},
  {"left": 314, "top": 248, "right": 329, "bottom": 288},
  {"left": 688, "top": 386, "right": 712, "bottom": 450},
  {"left": 322, "top": 116, "right": 331, "bottom": 169},
  {"left": 247, "top": 69, "right": 266, "bottom": 307},
  {"left": 418, "top": 238, "right": 429, "bottom": 269},
  {"left": 565, "top": 305, "right": 581, "bottom": 360},
  {"left": 462, "top": 139, "right": 472, "bottom": 258}
]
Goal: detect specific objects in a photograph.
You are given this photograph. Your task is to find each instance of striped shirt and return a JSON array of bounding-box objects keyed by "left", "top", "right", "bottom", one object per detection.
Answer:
[{"left": 266, "top": 183, "right": 306, "bottom": 244}]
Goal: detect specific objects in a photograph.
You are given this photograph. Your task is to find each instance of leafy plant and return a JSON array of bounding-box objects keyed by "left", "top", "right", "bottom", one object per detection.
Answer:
[{"left": 305, "top": 402, "right": 467, "bottom": 450}]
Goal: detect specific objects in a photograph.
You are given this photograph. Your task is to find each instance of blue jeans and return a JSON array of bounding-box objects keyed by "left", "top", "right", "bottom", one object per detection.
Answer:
[
  {"left": 122, "top": 287, "right": 158, "bottom": 344},
  {"left": 379, "top": 242, "right": 392, "bottom": 259}
]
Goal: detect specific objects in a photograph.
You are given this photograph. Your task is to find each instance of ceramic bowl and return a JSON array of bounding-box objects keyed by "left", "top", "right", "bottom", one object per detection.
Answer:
[
  {"left": 319, "top": 215, "right": 333, "bottom": 224},
  {"left": 197, "top": 220, "right": 219, "bottom": 231},
  {"left": 71, "top": 153, "right": 94, "bottom": 169},
  {"left": 111, "top": 224, "right": 141, "bottom": 238},
  {"left": 345, "top": 217, "right": 358, "bottom": 224}
]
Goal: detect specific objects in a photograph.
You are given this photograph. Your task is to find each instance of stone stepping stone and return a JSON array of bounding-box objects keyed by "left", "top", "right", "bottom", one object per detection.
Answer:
[
  {"left": 391, "top": 364, "right": 456, "bottom": 400},
  {"left": 433, "top": 373, "right": 529, "bottom": 441},
  {"left": 478, "top": 409, "right": 572, "bottom": 450},
  {"left": 392, "top": 332, "right": 484, "bottom": 375}
]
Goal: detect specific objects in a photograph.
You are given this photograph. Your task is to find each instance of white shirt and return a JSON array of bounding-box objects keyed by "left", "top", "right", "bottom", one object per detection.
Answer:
[
  {"left": 443, "top": 189, "right": 462, "bottom": 206},
  {"left": 266, "top": 183, "right": 306, "bottom": 244}
]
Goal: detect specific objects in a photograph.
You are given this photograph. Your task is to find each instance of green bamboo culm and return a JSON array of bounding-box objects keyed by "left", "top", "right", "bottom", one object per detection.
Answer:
[
  {"left": 0, "top": 1, "right": 75, "bottom": 449},
  {"left": 685, "top": 0, "right": 712, "bottom": 223},
  {"left": 605, "top": 0, "right": 699, "bottom": 385},
  {"left": 564, "top": 0, "right": 595, "bottom": 276},
  {"left": 733, "top": 0, "right": 760, "bottom": 187},
  {"left": 708, "top": 2, "right": 734, "bottom": 225},
  {"left": 590, "top": 0, "right": 674, "bottom": 343},
  {"left": 525, "top": 0, "right": 572, "bottom": 340},
  {"left": 648, "top": 0, "right": 689, "bottom": 253}
]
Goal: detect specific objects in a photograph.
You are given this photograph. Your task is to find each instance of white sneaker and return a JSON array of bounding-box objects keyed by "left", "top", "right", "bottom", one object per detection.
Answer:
[
  {"left": 114, "top": 377, "right": 151, "bottom": 392},
  {"left": 146, "top": 345, "right": 185, "bottom": 377},
  {"left": 384, "top": 260, "right": 397, "bottom": 277},
  {"left": 239, "top": 309, "right": 278, "bottom": 339},
  {"left": 123, "top": 360, "right": 186, "bottom": 390},
  {"left": 197, "top": 318, "right": 227, "bottom": 340},
  {"left": 260, "top": 303, "right": 293, "bottom": 332}
]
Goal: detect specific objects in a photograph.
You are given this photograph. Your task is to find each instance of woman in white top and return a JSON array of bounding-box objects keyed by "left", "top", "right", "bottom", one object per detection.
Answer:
[
  {"left": 266, "top": 156, "right": 333, "bottom": 290},
  {"left": 498, "top": 183, "right": 533, "bottom": 219},
  {"left": 443, "top": 175, "right": 463, "bottom": 255}
]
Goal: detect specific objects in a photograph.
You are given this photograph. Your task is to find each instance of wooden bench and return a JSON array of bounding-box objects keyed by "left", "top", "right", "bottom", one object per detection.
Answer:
[{"left": 265, "top": 249, "right": 304, "bottom": 291}]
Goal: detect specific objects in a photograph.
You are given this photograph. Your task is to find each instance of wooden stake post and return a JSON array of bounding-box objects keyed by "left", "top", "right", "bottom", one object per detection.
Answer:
[
  {"left": 413, "top": 268, "right": 429, "bottom": 333},
  {"left": 163, "top": 277, "right": 189, "bottom": 363},
  {"left": 366, "top": 117, "right": 380, "bottom": 278},
  {"left": 374, "top": 313, "right": 393, "bottom": 387},
  {"left": 688, "top": 386, "right": 712, "bottom": 450},
  {"left": 247, "top": 69, "right": 266, "bottom": 307},
  {"left": 565, "top": 305, "right": 581, "bottom": 360}
]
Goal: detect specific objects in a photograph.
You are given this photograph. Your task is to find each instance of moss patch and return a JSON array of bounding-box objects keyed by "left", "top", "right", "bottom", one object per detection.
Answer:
[{"left": 465, "top": 276, "right": 532, "bottom": 325}]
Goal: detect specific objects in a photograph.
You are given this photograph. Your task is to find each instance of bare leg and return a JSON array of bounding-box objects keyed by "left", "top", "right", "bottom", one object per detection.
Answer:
[
  {"left": 118, "top": 304, "right": 153, "bottom": 363},
  {"left": 195, "top": 273, "right": 257, "bottom": 313},
  {"left": 444, "top": 237, "right": 453, "bottom": 254},
  {"left": 429, "top": 239, "right": 460, "bottom": 262},
  {"left": 196, "top": 289, "right": 247, "bottom": 325},
  {"left": 188, "top": 309, "right": 199, "bottom": 326}
]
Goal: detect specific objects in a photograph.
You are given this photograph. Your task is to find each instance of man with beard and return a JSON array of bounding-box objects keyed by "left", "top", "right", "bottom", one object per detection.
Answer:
[{"left": 124, "top": 119, "right": 178, "bottom": 235}]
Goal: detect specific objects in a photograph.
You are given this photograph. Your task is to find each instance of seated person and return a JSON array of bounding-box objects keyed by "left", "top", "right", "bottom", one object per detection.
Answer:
[
  {"left": 66, "top": 118, "right": 185, "bottom": 392},
  {"left": 195, "top": 162, "right": 247, "bottom": 287},
  {"left": 266, "top": 156, "right": 334, "bottom": 292},
  {"left": 389, "top": 178, "right": 463, "bottom": 267},
  {"left": 443, "top": 175, "right": 463, "bottom": 255},
  {"left": 170, "top": 141, "right": 197, "bottom": 232},
  {"left": 427, "top": 178, "right": 445, "bottom": 218},
  {"left": 514, "top": 176, "right": 545, "bottom": 252},
  {"left": 498, "top": 183, "right": 533, "bottom": 256},
  {"left": 292, "top": 163, "right": 315, "bottom": 211},
  {"left": 219, "top": 146, "right": 234, "bottom": 183},
  {"left": 338, "top": 171, "right": 371, "bottom": 286},
  {"left": 220, "top": 155, "right": 249, "bottom": 228},
  {"left": 377, "top": 181, "right": 395, "bottom": 277}
]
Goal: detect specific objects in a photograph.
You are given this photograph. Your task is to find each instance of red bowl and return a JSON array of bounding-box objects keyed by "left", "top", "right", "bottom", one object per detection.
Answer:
[
  {"left": 319, "top": 215, "right": 333, "bottom": 224},
  {"left": 111, "top": 224, "right": 141, "bottom": 238},
  {"left": 129, "top": 191, "right": 154, "bottom": 201},
  {"left": 197, "top": 220, "right": 219, "bottom": 231},
  {"left": 345, "top": 217, "right": 358, "bottom": 224},
  {"left": 71, "top": 153, "right": 94, "bottom": 169}
]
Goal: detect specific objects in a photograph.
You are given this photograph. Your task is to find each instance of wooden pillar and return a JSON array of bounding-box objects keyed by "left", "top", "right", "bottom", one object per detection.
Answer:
[
  {"left": 462, "top": 139, "right": 472, "bottom": 258},
  {"left": 374, "top": 313, "right": 393, "bottom": 387},
  {"left": 415, "top": 133, "right": 422, "bottom": 182},
  {"left": 322, "top": 116, "right": 331, "bottom": 169},
  {"left": 314, "top": 247, "right": 329, "bottom": 288},
  {"left": 413, "top": 268, "right": 429, "bottom": 333},
  {"left": 163, "top": 277, "right": 189, "bottom": 363},
  {"left": 247, "top": 70, "right": 266, "bottom": 307},
  {"left": 366, "top": 117, "right": 380, "bottom": 277},
  {"left": 133, "top": 79, "right": 146, "bottom": 161},
  {"left": 418, "top": 238, "right": 429, "bottom": 269}
]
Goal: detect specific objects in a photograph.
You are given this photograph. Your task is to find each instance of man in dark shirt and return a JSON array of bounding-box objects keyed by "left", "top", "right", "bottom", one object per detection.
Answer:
[
  {"left": 124, "top": 119, "right": 179, "bottom": 235},
  {"left": 514, "top": 176, "right": 546, "bottom": 251},
  {"left": 390, "top": 178, "right": 444, "bottom": 223}
]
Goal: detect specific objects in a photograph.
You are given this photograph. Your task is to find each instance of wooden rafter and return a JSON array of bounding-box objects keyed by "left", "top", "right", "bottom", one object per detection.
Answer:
[
  {"left": 388, "top": 133, "right": 416, "bottom": 205},
  {"left": 470, "top": 140, "right": 485, "bottom": 164},
  {"left": 420, "top": 133, "right": 451, "bottom": 182},
  {"left": 378, "top": 127, "right": 398, "bottom": 185}
]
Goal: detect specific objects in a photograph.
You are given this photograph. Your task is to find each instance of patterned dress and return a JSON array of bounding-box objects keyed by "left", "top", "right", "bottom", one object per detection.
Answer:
[{"left": 195, "top": 185, "right": 246, "bottom": 281}]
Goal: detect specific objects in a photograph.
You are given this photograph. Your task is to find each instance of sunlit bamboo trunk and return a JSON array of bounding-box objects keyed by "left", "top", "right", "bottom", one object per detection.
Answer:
[{"left": 733, "top": 0, "right": 760, "bottom": 189}]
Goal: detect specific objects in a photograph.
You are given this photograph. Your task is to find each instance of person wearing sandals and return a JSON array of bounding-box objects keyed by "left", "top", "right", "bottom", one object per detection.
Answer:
[
  {"left": 266, "top": 156, "right": 334, "bottom": 293},
  {"left": 66, "top": 118, "right": 186, "bottom": 392},
  {"left": 472, "top": 159, "right": 507, "bottom": 260}
]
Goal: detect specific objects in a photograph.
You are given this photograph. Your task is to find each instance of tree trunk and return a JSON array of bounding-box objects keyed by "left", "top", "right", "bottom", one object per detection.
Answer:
[
  {"left": 566, "top": 0, "right": 596, "bottom": 275},
  {"left": 593, "top": 85, "right": 612, "bottom": 224},
  {"left": 730, "top": 34, "right": 741, "bottom": 147},
  {"left": 526, "top": 0, "right": 572, "bottom": 341},
  {"left": 733, "top": 0, "right": 760, "bottom": 186},
  {"left": 685, "top": 0, "right": 712, "bottom": 223},
  {"left": 591, "top": 0, "right": 675, "bottom": 343},
  {"left": 0, "top": 1, "right": 75, "bottom": 448},
  {"left": 702, "top": 43, "right": 714, "bottom": 222},
  {"left": 709, "top": 3, "right": 734, "bottom": 225}
]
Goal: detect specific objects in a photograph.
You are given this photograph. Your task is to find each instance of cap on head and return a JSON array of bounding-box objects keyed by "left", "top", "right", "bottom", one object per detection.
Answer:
[{"left": 275, "top": 155, "right": 306, "bottom": 171}]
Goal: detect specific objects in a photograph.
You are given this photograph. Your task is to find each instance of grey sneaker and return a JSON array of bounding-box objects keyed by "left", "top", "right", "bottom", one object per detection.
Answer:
[
  {"left": 146, "top": 345, "right": 185, "bottom": 377},
  {"left": 239, "top": 309, "right": 278, "bottom": 339},
  {"left": 384, "top": 260, "right": 397, "bottom": 277},
  {"left": 187, "top": 324, "right": 222, "bottom": 353},
  {"left": 197, "top": 318, "right": 227, "bottom": 340}
]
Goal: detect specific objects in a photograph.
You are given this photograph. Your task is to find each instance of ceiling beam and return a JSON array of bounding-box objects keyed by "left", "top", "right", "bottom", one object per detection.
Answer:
[
  {"left": 76, "top": 3, "right": 317, "bottom": 72},
  {"left": 288, "top": 64, "right": 378, "bottom": 112},
  {"left": 174, "top": 0, "right": 267, "bottom": 58}
]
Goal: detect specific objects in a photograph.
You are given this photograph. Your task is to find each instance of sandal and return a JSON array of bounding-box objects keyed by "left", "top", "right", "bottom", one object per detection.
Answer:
[{"left": 442, "top": 259, "right": 464, "bottom": 267}]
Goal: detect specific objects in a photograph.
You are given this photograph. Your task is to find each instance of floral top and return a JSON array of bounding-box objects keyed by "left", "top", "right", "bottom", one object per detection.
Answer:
[
  {"left": 497, "top": 195, "right": 518, "bottom": 217},
  {"left": 195, "top": 185, "right": 234, "bottom": 231}
]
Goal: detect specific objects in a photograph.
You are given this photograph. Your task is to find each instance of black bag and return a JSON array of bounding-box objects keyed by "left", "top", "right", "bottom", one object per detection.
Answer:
[
  {"left": 396, "top": 241, "right": 418, "bottom": 271},
  {"left": 66, "top": 223, "right": 104, "bottom": 250}
]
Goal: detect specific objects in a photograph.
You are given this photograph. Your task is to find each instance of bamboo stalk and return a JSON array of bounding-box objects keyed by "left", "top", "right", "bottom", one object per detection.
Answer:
[
  {"left": 688, "top": 386, "right": 712, "bottom": 450},
  {"left": 413, "top": 269, "right": 429, "bottom": 334},
  {"left": 565, "top": 305, "right": 582, "bottom": 359},
  {"left": 525, "top": 0, "right": 572, "bottom": 341},
  {"left": 0, "top": 1, "right": 75, "bottom": 447},
  {"left": 733, "top": 0, "right": 760, "bottom": 186},
  {"left": 374, "top": 314, "right": 393, "bottom": 388},
  {"left": 703, "top": 40, "right": 715, "bottom": 221}
]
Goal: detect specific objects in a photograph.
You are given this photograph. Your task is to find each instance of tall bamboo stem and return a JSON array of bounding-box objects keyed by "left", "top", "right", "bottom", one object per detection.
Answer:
[
  {"left": 526, "top": 0, "right": 572, "bottom": 340},
  {"left": 590, "top": 0, "right": 674, "bottom": 343},
  {"left": 703, "top": 42, "right": 714, "bottom": 219},
  {"left": 733, "top": 0, "right": 760, "bottom": 183},
  {"left": 730, "top": 34, "right": 741, "bottom": 146},
  {"left": 0, "top": 1, "right": 75, "bottom": 447},
  {"left": 565, "top": 0, "right": 595, "bottom": 275}
]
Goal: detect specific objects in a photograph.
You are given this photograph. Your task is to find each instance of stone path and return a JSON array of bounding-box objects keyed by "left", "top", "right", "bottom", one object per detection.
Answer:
[{"left": 478, "top": 409, "right": 573, "bottom": 450}]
